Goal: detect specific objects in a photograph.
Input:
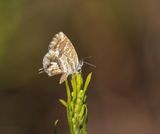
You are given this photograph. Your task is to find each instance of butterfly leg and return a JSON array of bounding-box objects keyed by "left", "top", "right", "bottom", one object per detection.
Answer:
[
  {"left": 50, "top": 69, "right": 62, "bottom": 76},
  {"left": 59, "top": 73, "right": 68, "bottom": 84}
]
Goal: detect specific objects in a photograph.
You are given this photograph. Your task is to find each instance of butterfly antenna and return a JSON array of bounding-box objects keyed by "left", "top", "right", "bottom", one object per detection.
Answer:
[
  {"left": 83, "top": 61, "right": 96, "bottom": 68},
  {"left": 83, "top": 56, "right": 92, "bottom": 60}
]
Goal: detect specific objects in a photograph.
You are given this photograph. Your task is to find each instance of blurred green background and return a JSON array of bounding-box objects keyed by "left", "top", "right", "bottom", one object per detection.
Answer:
[{"left": 1, "top": 0, "right": 160, "bottom": 134}]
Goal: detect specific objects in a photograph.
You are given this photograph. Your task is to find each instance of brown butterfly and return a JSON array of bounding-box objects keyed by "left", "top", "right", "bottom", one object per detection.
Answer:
[{"left": 39, "top": 32, "right": 83, "bottom": 84}]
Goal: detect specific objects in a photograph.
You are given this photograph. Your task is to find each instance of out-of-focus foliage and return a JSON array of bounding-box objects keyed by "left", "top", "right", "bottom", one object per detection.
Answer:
[{"left": 0, "top": 0, "right": 23, "bottom": 64}]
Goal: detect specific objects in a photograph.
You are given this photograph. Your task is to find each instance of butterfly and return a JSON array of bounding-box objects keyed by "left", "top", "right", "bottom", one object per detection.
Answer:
[{"left": 39, "top": 32, "right": 83, "bottom": 84}]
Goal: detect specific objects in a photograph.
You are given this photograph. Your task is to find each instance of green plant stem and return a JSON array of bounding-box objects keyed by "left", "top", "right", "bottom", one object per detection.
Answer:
[{"left": 60, "top": 72, "right": 92, "bottom": 134}]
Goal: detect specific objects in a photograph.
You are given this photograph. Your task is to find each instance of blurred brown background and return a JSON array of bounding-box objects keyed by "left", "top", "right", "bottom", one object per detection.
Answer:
[{"left": 1, "top": 0, "right": 160, "bottom": 134}]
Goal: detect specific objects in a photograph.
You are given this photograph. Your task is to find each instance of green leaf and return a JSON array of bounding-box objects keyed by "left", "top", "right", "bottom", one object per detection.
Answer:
[
  {"left": 79, "top": 105, "right": 85, "bottom": 120},
  {"left": 59, "top": 99, "right": 67, "bottom": 107},
  {"left": 67, "top": 105, "right": 74, "bottom": 134},
  {"left": 53, "top": 120, "right": 59, "bottom": 134},
  {"left": 83, "top": 95, "right": 87, "bottom": 103},
  {"left": 76, "top": 73, "right": 83, "bottom": 92},
  {"left": 80, "top": 105, "right": 88, "bottom": 134},
  {"left": 71, "top": 74, "right": 77, "bottom": 91},
  {"left": 83, "top": 73, "right": 92, "bottom": 92},
  {"left": 65, "top": 79, "right": 71, "bottom": 102},
  {"left": 71, "top": 74, "right": 77, "bottom": 102},
  {"left": 54, "top": 120, "right": 59, "bottom": 126}
]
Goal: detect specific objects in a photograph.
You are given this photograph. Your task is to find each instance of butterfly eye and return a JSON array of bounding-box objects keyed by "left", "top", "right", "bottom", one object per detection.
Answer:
[
  {"left": 44, "top": 64, "right": 50, "bottom": 69},
  {"left": 47, "top": 65, "right": 50, "bottom": 68}
]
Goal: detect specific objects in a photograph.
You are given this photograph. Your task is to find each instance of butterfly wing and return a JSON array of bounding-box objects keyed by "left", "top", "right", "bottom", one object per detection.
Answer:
[
  {"left": 42, "top": 32, "right": 81, "bottom": 84},
  {"left": 50, "top": 32, "right": 80, "bottom": 74}
]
